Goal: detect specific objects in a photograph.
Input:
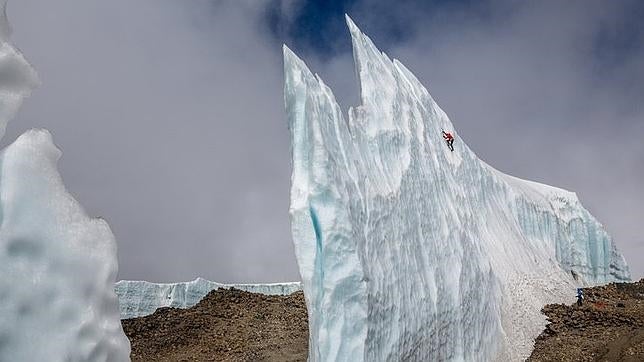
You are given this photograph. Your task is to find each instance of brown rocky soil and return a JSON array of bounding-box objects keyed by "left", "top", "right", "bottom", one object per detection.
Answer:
[
  {"left": 121, "top": 288, "right": 308, "bottom": 362},
  {"left": 122, "top": 280, "right": 644, "bottom": 361},
  {"left": 529, "top": 279, "right": 644, "bottom": 362}
]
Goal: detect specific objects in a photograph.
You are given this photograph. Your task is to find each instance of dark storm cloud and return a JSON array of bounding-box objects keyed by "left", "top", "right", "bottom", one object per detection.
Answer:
[{"left": 5, "top": 0, "right": 643, "bottom": 282}]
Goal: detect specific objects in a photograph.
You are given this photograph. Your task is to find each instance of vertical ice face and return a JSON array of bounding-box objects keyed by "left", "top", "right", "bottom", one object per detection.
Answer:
[
  {"left": 284, "top": 43, "right": 369, "bottom": 361},
  {"left": 284, "top": 16, "right": 630, "bottom": 361},
  {"left": 0, "top": 3, "right": 131, "bottom": 361}
]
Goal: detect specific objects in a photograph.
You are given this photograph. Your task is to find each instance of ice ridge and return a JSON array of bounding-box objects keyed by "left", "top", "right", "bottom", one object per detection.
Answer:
[
  {"left": 283, "top": 15, "right": 630, "bottom": 361},
  {"left": 116, "top": 278, "right": 302, "bottom": 319}
]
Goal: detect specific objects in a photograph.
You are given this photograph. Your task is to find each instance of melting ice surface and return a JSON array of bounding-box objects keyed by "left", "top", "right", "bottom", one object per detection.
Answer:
[
  {"left": 116, "top": 278, "right": 302, "bottom": 319},
  {"left": 284, "top": 16, "right": 630, "bottom": 361},
  {"left": 0, "top": 1, "right": 130, "bottom": 360}
]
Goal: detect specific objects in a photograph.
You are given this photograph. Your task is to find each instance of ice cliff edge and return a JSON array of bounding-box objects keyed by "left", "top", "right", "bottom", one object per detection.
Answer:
[
  {"left": 116, "top": 278, "right": 302, "bottom": 319},
  {"left": 0, "top": 2, "right": 130, "bottom": 360},
  {"left": 283, "top": 15, "right": 630, "bottom": 361}
]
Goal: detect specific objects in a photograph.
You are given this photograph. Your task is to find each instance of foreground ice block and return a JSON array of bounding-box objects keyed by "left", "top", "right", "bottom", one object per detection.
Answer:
[
  {"left": 0, "top": 131, "right": 131, "bottom": 361},
  {"left": 284, "top": 16, "right": 630, "bottom": 361},
  {"left": 0, "top": 2, "right": 130, "bottom": 360},
  {"left": 116, "top": 278, "right": 302, "bottom": 319}
]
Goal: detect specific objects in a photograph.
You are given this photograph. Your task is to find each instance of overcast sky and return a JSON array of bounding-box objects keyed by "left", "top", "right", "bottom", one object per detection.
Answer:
[{"left": 6, "top": 0, "right": 643, "bottom": 282}]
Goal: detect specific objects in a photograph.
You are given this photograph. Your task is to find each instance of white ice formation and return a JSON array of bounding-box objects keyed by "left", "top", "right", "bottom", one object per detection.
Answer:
[
  {"left": 0, "top": 2, "right": 130, "bottom": 361},
  {"left": 116, "top": 278, "right": 302, "bottom": 319},
  {"left": 283, "top": 16, "right": 630, "bottom": 361}
]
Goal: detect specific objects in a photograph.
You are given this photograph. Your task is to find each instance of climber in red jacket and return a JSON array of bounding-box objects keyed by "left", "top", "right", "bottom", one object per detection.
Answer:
[{"left": 442, "top": 130, "right": 454, "bottom": 152}]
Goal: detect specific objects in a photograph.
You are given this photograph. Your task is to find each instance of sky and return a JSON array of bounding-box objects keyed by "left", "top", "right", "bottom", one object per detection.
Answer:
[{"left": 5, "top": 0, "right": 643, "bottom": 282}]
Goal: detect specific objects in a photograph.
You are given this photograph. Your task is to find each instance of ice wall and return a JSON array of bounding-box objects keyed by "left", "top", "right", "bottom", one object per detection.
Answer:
[
  {"left": 284, "top": 16, "right": 630, "bottom": 361},
  {"left": 0, "top": 2, "right": 130, "bottom": 361},
  {"left": 116, "top": 278, "right": 302, "bottom": 319}
]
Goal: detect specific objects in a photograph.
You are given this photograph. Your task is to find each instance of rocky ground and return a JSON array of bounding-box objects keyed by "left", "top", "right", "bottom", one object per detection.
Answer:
[
  {"left": 122, "top": 279, "right": 643, "bottom": 361},
  {"left": 121, "top": 288, "right": 308, "bottom": 362},
  {"left": 529, "top": 279, "right": 644, "bottom": 362}
]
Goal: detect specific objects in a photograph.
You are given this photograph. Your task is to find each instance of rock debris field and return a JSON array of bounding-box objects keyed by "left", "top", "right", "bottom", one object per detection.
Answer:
[
  {"left": 122, "top": 288, "right": 308, "bottom": 361},
  {"left": 122, "top": 280, "right": 643, "bottom": 361},
  {"left": 529, "top": 279, "right": 644, "bottom": 361}
]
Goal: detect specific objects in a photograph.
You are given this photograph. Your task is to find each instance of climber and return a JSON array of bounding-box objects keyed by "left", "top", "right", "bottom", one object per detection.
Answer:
[
  {"left": 576, "top": 288, "right": 584, "bottom": 307},
  {"left": 442, "top": 130, "right": 455, "bottom": 152}
]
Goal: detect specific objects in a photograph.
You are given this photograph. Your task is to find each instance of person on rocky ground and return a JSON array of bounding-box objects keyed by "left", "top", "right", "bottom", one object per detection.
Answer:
[{"left": 576, "top": 288, "right": 584, "bottom": 306}]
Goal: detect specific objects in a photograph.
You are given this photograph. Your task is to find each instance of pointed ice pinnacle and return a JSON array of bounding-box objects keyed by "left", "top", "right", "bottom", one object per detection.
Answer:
[{"left": 284, "top": 16, "right": 630, "bottom": 361}]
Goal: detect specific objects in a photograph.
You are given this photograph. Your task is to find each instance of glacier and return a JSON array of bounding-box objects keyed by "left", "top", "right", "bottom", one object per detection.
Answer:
[
  {"left": 116, "top": 278, "right": 302, "bottom": 319},
  {"left": 284, "top": 16, "right": 630, "bottom": 361},
  {"left": 0, "top": 1, "right": 130, "bottom": 361}
]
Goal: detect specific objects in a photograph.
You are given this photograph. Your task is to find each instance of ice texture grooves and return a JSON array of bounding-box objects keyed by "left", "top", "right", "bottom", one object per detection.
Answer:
[
  {"left": 116, "top": 278, "right": 302, "bottom": 319},
  {"left": 283, "top": 16, "right": 630, "bottom": 362},
  {"left": 0, "top": 2, "right": 130, "bottom": 360}
]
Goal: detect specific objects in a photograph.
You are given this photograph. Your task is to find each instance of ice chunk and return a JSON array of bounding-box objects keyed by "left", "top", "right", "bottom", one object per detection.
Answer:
[
  {"left": 0, "top": 131, "right": 131, "bottom": 361},
  {"left": 116, "top": 278, "right": 302, "bottom": 319},
  {"left": 0, "top": 3, "right": 130, "bottom": 360},
  {"left": 284, "top": 16, "right": 630, "bottom": 361}
]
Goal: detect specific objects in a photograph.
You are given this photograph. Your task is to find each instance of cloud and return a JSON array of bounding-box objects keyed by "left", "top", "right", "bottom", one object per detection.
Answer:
[
  {"left": 273, "top": 0, "right": 644, "bottom": 278},
  {"left": 8, "top": 0, "right": 297, "bottom": 283},
  {"left": 6, "top": 0, "right": 642, "bottom": 283}
]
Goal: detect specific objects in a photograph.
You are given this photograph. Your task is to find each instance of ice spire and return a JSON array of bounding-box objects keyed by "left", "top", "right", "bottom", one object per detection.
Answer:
[
  {"left": 284, "top": 15, "right": 629, "bottom": 361},
  {"left": 284, "top": 42, "right": 369, "bottom": 361}
]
